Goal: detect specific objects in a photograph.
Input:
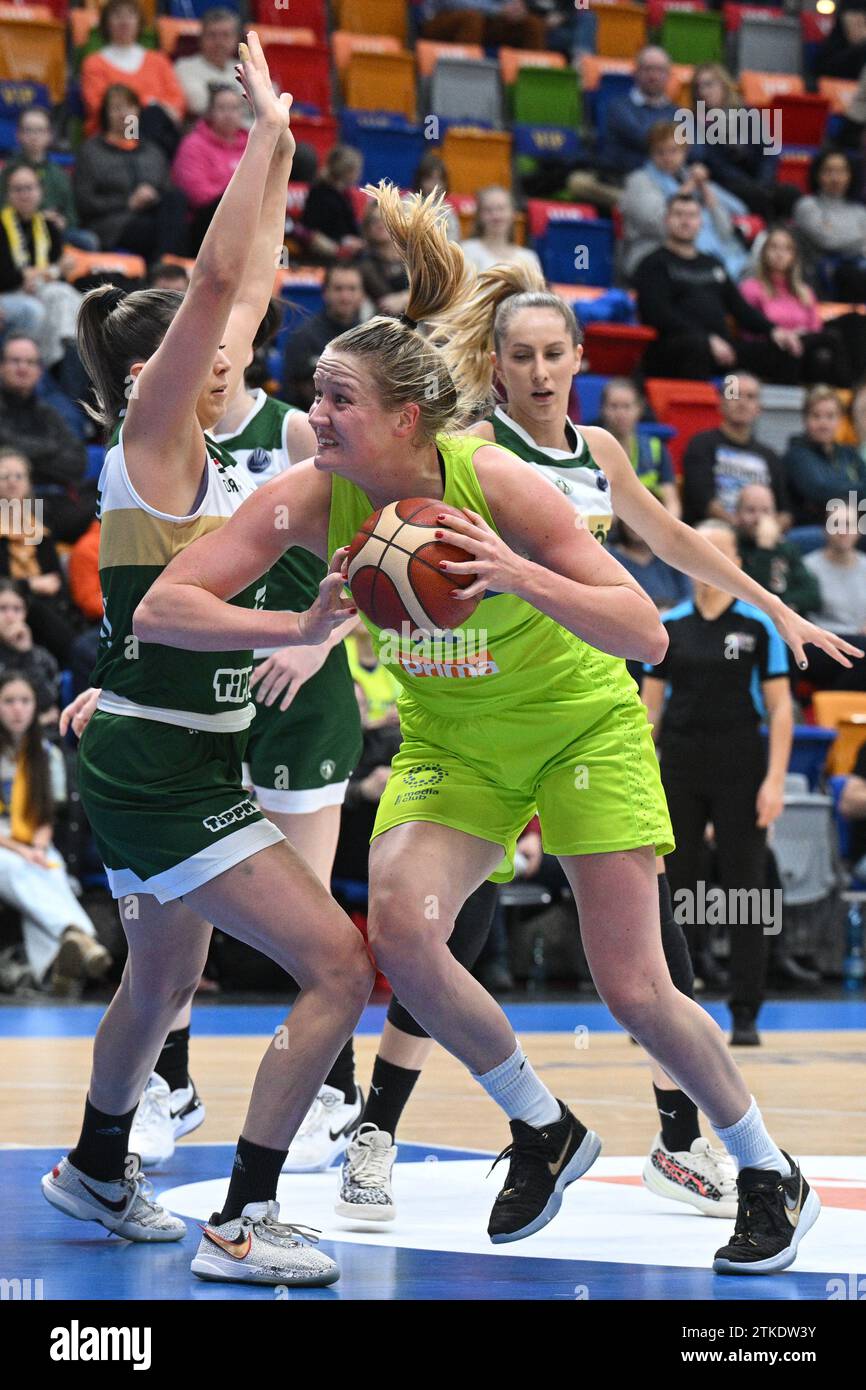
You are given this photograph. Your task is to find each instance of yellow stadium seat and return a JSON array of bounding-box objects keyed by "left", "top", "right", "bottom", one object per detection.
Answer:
[
  {"left": 739, "top": 70, "right": 804, "bottom": 108},
  {"left": 332, "top": 29, "right": 401, "bottom": 76},
  {"left": 812, "top": 694, "right": 866, "bottom": 777},
  {"left": 344, "top": 49, "right": 416, "bottom": 120},
  {"left": 441, "top": 126, "right": 513, "bottom": 196},
  {"left": 595, "top": 2, "right": 648, "bottom": 59},
  {"left": 339, "top": 0, "right": 407, "bottom": 45},
  {"left": 254, "top": 25, "right": 316, "bottom": 47},
  {"left": 669, "top": 63, "right": 694, "bottom": 105},
  {"left": 498, "top": 46, "right": 565, "bottom": 88},
  {"left": 416, "top": 38, "right": 483, "bottom": 79},
  {"left": 0, "top": 11, "right": 65, "bottom": 101},
  {"left": 818, "top": 77, "right": 858, "bottom": 116}
]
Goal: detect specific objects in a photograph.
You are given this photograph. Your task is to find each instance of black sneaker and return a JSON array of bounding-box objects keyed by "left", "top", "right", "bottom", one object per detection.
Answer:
[
  {"left": 730, "top": 1009, "right": 761, "bottom": 1047},
  {"left": 713, "top": 1153, "right": 821, "bottom": 1274},
  {"left": 487, "top": 1102, "right": 601, "bottom": 1244}
]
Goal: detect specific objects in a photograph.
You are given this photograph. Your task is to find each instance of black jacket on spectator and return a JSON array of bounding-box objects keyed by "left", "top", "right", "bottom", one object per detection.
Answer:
[
  {"left": 73, "top": 135, "right": 170, "bottom": 250},
  {"left": 0, "top": 639, "right": 58, "bottom": 712},
  {"left": 682, "top": 428, "right": 789, "bottom": 526},
  {"left": 281, "top": 310, "right": 361, "bottom": 410},
  {"left": 0, "top": 214, "right": 64, "bottom": 292},
  {"left": 635, "top": 247, "right": 772, "bottom": 342},
  {"left": 0, "top": 385, "right": 85, "bottom": 492},
  {"left": 300, "top": 182, "right": 359, "bottom": 244}
]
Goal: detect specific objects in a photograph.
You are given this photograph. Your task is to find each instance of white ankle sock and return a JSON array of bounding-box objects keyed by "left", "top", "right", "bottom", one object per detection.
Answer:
[
  {"left": 474, "top": 1043, "right": 561, "bottom": 1128},
  {"left": 713, "top": 1097, "right": 791, "bottom": 1176}
]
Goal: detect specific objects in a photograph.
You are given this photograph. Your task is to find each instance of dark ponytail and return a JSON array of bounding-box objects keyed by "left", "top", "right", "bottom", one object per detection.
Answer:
[{"left": 77, "top": 283, "right": 183, "bottom": 434}]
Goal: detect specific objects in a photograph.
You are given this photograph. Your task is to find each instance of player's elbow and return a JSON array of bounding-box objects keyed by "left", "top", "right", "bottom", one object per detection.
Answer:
[
  {"left": 132, "top": 588, "right": 163, "bottom": 643},
  {"left": 643, "top": 621, "right": 669, "bottom": 667}
]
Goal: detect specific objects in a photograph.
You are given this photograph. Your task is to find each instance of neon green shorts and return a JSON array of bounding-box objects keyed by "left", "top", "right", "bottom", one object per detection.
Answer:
[{"left": 371, "top": 676, "right": 674, "bottom": 881}]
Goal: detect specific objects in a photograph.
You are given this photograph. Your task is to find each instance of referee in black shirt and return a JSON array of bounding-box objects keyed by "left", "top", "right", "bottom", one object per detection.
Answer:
[{"left": 642, "top": 521, "right": 794, "bottom": 1044}]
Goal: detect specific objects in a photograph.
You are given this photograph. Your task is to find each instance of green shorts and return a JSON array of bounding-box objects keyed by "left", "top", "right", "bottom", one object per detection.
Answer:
[
  {"left": 243, "top": 645, "right": 362, "bottom": 814},
  {"left": 79, "top": 711, "right": 283, "bottom": 904},
  {"left": 372, "top": 674, "right": 674, "bottom": 882}
]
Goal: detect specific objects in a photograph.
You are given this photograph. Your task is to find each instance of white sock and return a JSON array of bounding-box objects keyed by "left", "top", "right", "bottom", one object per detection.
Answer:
[
  {"left": 474, "top": 1043, "right": 561, "bottom": 1128},
  {"left": 713, "top": 1097, "right": 791, "bottom": 1176}
]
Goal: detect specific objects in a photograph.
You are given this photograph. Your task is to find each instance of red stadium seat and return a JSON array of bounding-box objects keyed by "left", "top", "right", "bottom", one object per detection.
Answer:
[
  {"left": 777, "top": 151, "right": 812, "bottom": 193},
  {"left": 644, "top": 379, "right": 722, "bottom": 475},
  {"left": 646, "top": 0, "right": 706, "bottom": 30},
  {"left": 774, "top": 94, "right": 830, "bottom": 149},
  {"left": 722, "top": 2, "right": 784, "bottom": 31},
  {"left": 262, "top": 41, "right": 331, "bottom": 114},
  {"left": 526, "top": 199, "right": 597, "bottom": 240},
  {"left": 289, "top": 113, "right": 338, "bottom": 162},
  {"left": 253, "top": 0, "right": 327, "bottom": 41},
  {"left": 582, "top": 323, "right": 657, "bottom": 376}
]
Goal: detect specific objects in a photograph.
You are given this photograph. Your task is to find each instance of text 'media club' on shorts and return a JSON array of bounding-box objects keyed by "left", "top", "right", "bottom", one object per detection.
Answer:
[
  {"left": 243, "top": 646, "right": 363, "bottom": 815},
  {"left": 78, "top": 710, "right": 284, "bottom": 905},
  {"left": 371, "top": 684, "right": 675, "bottom": 881}
]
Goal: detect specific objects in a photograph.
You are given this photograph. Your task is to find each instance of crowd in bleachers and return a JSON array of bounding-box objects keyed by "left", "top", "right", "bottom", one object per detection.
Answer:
[{"left": 2, "top": 0, "right": 866, "bottom": 998}]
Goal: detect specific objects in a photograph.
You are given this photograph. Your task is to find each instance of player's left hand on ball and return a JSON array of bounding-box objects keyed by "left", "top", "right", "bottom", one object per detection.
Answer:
[
  {"left": 297, "top": 551, "right": 356, "bottom": 644},
  {"left": 433, "top": 508, "right": 528, "bottom": 601}
]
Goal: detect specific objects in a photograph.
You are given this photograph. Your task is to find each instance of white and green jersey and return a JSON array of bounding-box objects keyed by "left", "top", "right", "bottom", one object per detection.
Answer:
[
  {"left": 490, "top": 405, "right": 613, "bottom": 544},
  {"left": 93, "top": 426, "right": 267, "bottom": 732},
  {"left": 209, "top": 389, "right": 324, "bottom": 657}
]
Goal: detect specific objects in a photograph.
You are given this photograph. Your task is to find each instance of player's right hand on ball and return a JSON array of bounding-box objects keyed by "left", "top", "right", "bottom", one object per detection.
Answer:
[{"left": 297, "top": 549, "right": 356, "bottom": 645}]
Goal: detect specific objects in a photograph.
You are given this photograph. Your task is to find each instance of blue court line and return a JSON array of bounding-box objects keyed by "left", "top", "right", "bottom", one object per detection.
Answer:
[
  {"left": 6, "top": 1145, "right": 846, "bottom": 1302},
  {"left": 0, "top": 998, "right": 863, "bottom": 1039}
]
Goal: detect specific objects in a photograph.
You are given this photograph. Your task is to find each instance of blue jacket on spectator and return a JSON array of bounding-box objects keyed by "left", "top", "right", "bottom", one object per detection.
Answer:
[{"left": 605, "top": 91, "right": 678, "bottom": 176}]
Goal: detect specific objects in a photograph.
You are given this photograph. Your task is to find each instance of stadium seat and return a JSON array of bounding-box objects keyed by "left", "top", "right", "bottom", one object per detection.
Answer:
[
  {"left": 582, "top": 322, "right": 657, "bottom": 376},
  {"left": 430, "top": 57, "right": 503, "bottom": 128},
  {"left": 818, "top": 78, "right": 858, "bottom": 117},
  {"left": 63, "top": 248, "right": 147, "bottom": 282},
  {"left": 156, "top": 17, "right": 201, "bottom": 57},
  {"left": 753, "top": 383, "right": 805, "bottom": 455},
  {"left": 813, "top": 695, "right": 866, "bottom": 778},
  {"left": 527, "top": 199, "right": 597, "bottom": 239},
  {"left": 345, "top": 50, "right": 416, "bottom": 120},
  {"left": 0, "top": 9, "right": 66, "bottom": 102},
  {"left": 253, "top": 0, "right": 327, "bottom": 40},
  {"left": 668, "top": 62, "right": 694, "bottom": 105},
  {"left": 69, "top": 7, "right": 98, "bottom": 49},
  {"left": 785, "top": 526, "right": 826, "bottom": 557},
  {"left": 168, "top": 0, "right": 236, "bottom": 15},
  {"left": 263, "top": 41, "right": 331, "bottom": 114},
  {"left": 776, "top": 151, "right": 811, "bottom": 193},
  {"left": 0, "top": 79, "right": 50, "bottom": 151},
  {"left": 340, "top": 110, "right": 425, "bottom": 187},
  {"left": 774, "top": 94, "right": 830, "bottom": 149},
  {"left": 570, "top": 373, "right": 611, "bottom": 425},
  {"left": 660, "top": 10, "right": 724, "bottom": 64},
  {"left": 254, "top": 25, "right": 316, "bottom": 47},
  {"left": 498, "top": 46, "right": 565, "bottom": 89},
  {"left": 739, "top": 70, "right": 804, "bottom": 107},
  {"left": 537, "top": 217, "right": 615, "bottom": 287},
  {"left": 735, "top": 16, "right": 803, "bottom": 75},
  {"left": 578, "top": 54, "right": 633, "bottom": 93},
  {"left": 722, "top": 2, "right": 784, "bottom": 32},
  {"left": 644, "top": 379, "right": 722, "bottom": 473},
  {"left": 290, "top": 112, "right": 338, "bottom": 162},
  {"left": 339, "top": 0, "right": 407, "bottom": 45},
  {"left": 513, "top": 66, "right": 581, "bottom": 130},
  {"left": 277, "top": 268, "right": 325, "bottom": 322},
  {"left": 332, "top": 30, "right": 401, "bottom": 81},
  {"left": 416, "top": 39, "right": 483, "bottom": 79},
  {"left": 85, "top": 445, "right": 105, "bottom": 481},
  {"left": 594, "top": 2, "right": 647, "bottom": 59},
  {"left": 593, "top": 70, "right": 635, "bottom": 138},
  {"left": 440, "top": 126, "right": 512, "bottom": 196},
  {"left": 646, "top": 0, "right": 706, "bottom": 30}
]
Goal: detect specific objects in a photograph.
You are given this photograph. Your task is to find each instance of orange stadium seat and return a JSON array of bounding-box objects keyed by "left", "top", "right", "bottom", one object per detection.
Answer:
[
  {"left": 64, "top": 247, "right": 147, "bottom": 282},
  {"left": 156, "top": 18, "right": 200, "bottom": 58},
  {"left": 69, "top": 7, "right": 98, "bottom": 49},
  {"left": 416, "top": 39, "right": 483, "bottom": 79},
  {"left": 644, "top": 379, "right": 722, "bottom": 474},
  {"left": 254, "top": 26, "right": 316, "bottom": 47},
  {"left": 812, "top": 694, "right": 866, "bottom": 777},
  {"left": 578, "top": 54, "right": 633, "bottom": 92},
  {"left": 252, "top": 0, "right": 327, "bottom": 41},
  {"left": 818, "top": 78, "right": 858, "bottom": 116},
  {"left": 332, "top": 30, "right": 401, "bottom": 78},
  {"left": 739, "top": 70, "right": 805, "bottom": 107},
  {"left": 669, "top": 62, "right": 694, "bottom": 104},
  {"left": 339, "top": 0, "right": 407, "bottom": 45},
  {"left": 441, "top": 126, "right": 513, "bottom": 196},
  {"left": 498, "top": 46, "right": 565, "bottom": 88},
  {"left": 594, "top": 2, "right": 648, "bottom": 59},
  {"left": 344, "top": 50, "right": 416, "bottom": 120},
  {"left": 0, "top": 8, "right": 65, "bottom": 102}
]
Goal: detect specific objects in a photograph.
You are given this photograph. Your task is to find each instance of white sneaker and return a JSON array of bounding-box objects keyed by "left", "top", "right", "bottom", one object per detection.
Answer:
[
  {"left": 643, "top": 1133, "right": 738, "bottom": 1218},
  {"left": 335, "top": 1123, "right": 396, "bottom": 1222},
  {"left": 282, "top": 1084, "right": 363, "bottom": 1173},
  {"left": 41, "top": 1156, "right": 186, "bottom": 1241},
  {"left": 130, "top": 1073, "right": 206, "bottom": 1168},
  {"left": 191, "top": 1200, "right": 339, "bottom": 1287}
]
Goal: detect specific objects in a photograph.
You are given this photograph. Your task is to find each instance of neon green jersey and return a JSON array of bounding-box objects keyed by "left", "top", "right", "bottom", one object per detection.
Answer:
[{"left": 327, "top": 432, "right": 634, "bottom": 720}]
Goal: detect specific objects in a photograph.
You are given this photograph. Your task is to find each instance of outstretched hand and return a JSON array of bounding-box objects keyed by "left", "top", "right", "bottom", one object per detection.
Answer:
[
  {"left": 235, "top": 31, "right": 295, "bottom": 158},
  {"left": 775, "top": 607, "right": 863, "bottom": 671}
]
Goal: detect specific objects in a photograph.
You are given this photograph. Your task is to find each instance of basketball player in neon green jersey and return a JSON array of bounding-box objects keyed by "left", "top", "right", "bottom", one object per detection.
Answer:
[
  {"left": 41, "top": 38, "right": 372, "bottom": 1289},
  {"left": 138, "top": 185, "right": 825, "bottom": 1271}
]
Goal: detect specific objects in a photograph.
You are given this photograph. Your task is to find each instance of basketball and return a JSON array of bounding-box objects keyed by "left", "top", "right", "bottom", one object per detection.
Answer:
[{"left": 346, "top": 497, "right": 481, "bottom": 635}]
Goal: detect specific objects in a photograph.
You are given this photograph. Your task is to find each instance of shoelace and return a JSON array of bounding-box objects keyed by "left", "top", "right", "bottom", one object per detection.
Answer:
[
  {"left": 295, "top": 1095, "right": 328, "bottom": 1139},
  {"left": 128, "top": 1175, "right": 172, "bottom": 1227},
  {"left": 487, "top": 1127, "right": 550, "bottom": 1182},
  {"left": 348, "top": 1140, "right": 393, "bottom": 1189},
  {"left": 707, "top": 1146, "right": 738, "bottom": 1194},
  {"left": 134, "top": 1084, "right": 168, "bottom": 1130},
  {"left": 248, "top": 1215, "right": 322, "bottom": 1247},
  {"left": 732, "top": 1182, "right": 785, "bottom": 1243}
]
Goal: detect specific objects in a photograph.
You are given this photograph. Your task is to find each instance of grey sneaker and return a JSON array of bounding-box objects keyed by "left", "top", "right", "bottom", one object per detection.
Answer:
[
  {"left": 335, "top": 1123, "right": 396, "bottom": 1222},
  {"left": 41, "top": 1156, "right": 186, "bottom": 1241},
  {"left": 191, "top": 1201, "right": 339, "bottom": 1286}
]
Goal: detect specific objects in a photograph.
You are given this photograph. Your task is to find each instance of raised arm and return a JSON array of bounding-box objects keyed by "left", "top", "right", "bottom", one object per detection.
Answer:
[{"left": 583, "top": 426, "right": 863, "bottom": 672}]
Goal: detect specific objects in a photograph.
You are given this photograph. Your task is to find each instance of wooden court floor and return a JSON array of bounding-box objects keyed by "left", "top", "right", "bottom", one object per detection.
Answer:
[{"left": 5, "top": 1029, "right": 865, "bottom": 1155}]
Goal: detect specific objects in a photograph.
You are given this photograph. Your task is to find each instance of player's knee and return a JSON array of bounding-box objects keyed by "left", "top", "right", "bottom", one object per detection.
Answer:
[
  {"left": 316, "top": 924, "right": 374, "bottom": 1006},
  {"left": 367, "top": 892, "right": 420, "bottom": 978},
  {"left": 126, "top": 965, "right": 199, "bottom": 1019},
  {"left": 602, "top": 977, "right": 666, "bottom": 1036}
]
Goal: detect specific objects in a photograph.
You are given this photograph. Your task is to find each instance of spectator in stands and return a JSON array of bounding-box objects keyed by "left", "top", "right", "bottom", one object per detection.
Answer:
[
  {"left": 802, "top": 498, "right": 866, "bottom": 690},
  {"left": 619, "top": 121, "right": 748, "bottom": 283},
  {"left": 67, "top": 520, "right": 102, "bottom": 697},
  {"left": 534, "top": 0, "right": 595, "bottom": 60},
  {"left": 784, "top": 384, "right": 866, "bottom": 525},
  {"left": 598, "top": 377, "right": 680, "bottom": 517},
  {"left": 461, "top": 186, "right": 543, "bottom": 275},
  {"left": 734, "top": 484, "right": 821, "bottom": 620},
  {"left": 357, "top": 204, "right": 410, "bottom": 317},
  {"left": 298, "top": 145, "right": 364, "bottom": 264},
  {"left": 74, "top": 85, "right": 188, "bottom": 261},
  {"left": 0, "top": 166, "right": 83, "bottom": 370},
  {"left": 689, "top": 65, "right": 799, "bottom": 221},
  {"left": 174, "top": 7, "right": 247, "bottom": 123},
  {"left": 794, "top": 149, "right": 866, "bottom": 303},
  {"left": 81, "top": 0, "right": 186, "bottom": 154},
  {"left": 0, "top": 448, "right": 76, "bottom": 665},
  {"left": 681, "top": 373, "right": 791, "bottom": 528},
  {"left": 0, "top": 106, "right": 98, "bottom": 252},
  {"left": 603, "top": 47, "right": 678, "bottom": 178},
  {"left": 0, "top": 581, "right": 58, "bottom": 719},
  {"left": 607, "top": 519, "right": 692, "bottom": 612},
  {"left": 635, "top": 193, "right": 804, "bottom": 382},
  {"left": 739, "top": 227, "right": 853, "bottom": 387},
  {"left": 171, "top": 84, "right": 248, "bottom": 254},
  {"left": 0, "top": 672, "right": 110, "bottom": 995},
  {"left": 642, "top": 521, "right": 794, "bottom": 1043},
  {"left": 838, "top": 735, "right": 866, "bottom": 871},
  {"left": 334, "top": 624, "right": 401, "bottom": 885},
  {"left": 418, "top": 1, "right": 546, "bottom": 50},
  {"left": 853, "top": 380, "right": 866, "bottom": 465},
  {"left": 147, "top": 259, "right": 189, "bottom": 292},
  {"left": 413, "top": 154, "right": 461, "bottom": 242},
  {"left": 814, "top": 0, "right": 866, "bottom": 79},
  {"left": 281, "top": 263, "right": 364, "bottom": 410},
  {"left": 0, "top": 342, "right": 91, "bottom": 544}
]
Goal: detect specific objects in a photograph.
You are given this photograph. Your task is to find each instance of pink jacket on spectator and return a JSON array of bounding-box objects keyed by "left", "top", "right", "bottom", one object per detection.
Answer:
[
  {"left": 171, "top": 120, "right": 248, "bottom": 210},
  {"left": 739, "top": 275, "right": 823, "bottom": 335}
]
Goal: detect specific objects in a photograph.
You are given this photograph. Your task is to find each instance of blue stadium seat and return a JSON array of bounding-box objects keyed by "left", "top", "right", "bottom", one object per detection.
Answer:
[
  {"left": 570, "top": 374, "right": 611, "bottom": 424},
  {"left": 786, "top": 525, "right": 826, "bottom": 557},
  {"left": 86, "top": 445, "right": 105, "bottom": 481},
  {"left": 169, "top": 0, "right": 239, "bottom": 15},
  {"left": 0, "top": 80, "right": 50, "bottom": 152},
  {"left": 760, "top": 725, "right": 836, "bottom": 791},
  {"left": 590, "top": 71, "right": 633, "bottom": 138},
  {"left": 339, "top": 111, "right": 426, "bottom": 188},
  {"left": 538, "top": 218, "right": 615, "bottom": 287}
]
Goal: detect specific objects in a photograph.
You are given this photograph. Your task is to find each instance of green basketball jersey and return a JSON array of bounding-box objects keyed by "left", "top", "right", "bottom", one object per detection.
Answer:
[
  {"left": 209, "top": 389, "right": 325, "bottom": 655},
  {"left": 490, "top": 406, "right": 613, "bottom": 545},
  {"left": 327, "top": 432, "right": 631, "bottom": 720},
  {"left": 93, "top": 426, "right": 267, "bottom": 732}
]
